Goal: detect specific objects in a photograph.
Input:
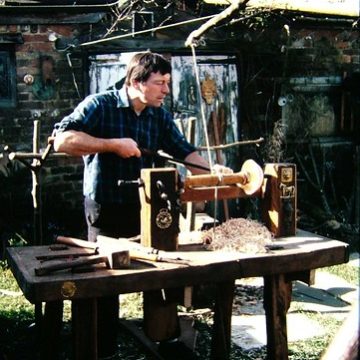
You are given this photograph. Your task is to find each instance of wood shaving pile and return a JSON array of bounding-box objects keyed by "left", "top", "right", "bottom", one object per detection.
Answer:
[{"left": 203, "top": 218, "right": 273, "bottom": 254}]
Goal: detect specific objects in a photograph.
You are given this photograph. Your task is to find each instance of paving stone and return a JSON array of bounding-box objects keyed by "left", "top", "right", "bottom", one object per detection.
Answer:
[
  {"left": 230, "top": 254, "right": 359, "bottom": 350},
  {"left": 231, "top": 313, "right": 325, "bottom": 350},
  {"left": 291, "top": 280, "right": 354, "bottom": 314}
]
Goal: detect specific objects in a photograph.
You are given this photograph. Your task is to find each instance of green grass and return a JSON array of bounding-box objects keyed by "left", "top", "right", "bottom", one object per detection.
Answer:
[
  {"left": 324, "top": 262, "right": 359, "bottom": 286},
  {"left": 287, "top": 312, "right": 343, "bottom": 360}
]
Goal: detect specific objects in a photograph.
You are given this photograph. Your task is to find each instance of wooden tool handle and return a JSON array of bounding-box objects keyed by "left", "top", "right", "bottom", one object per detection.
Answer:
[
  {"left": 35, "top": 255, "right": 109, "bottom": 276},
  {"left": 56, "top": 236, "right": 98, "bottom": 250}
]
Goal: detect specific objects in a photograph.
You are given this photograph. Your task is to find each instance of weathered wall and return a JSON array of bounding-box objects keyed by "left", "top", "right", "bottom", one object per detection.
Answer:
[
  {"left": 239, "top": 27, "right": 359, "bottom": 141},
  {"left": 239, "top": 26, "right": 359, "bottom": 235},
  {"left": 0, "top": 24, "right": 86, "bottom": 242}
]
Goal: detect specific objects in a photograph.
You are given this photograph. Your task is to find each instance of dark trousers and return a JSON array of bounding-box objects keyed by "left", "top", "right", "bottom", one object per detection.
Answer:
[{"left": 84, "top": 197, "right": 140, "bottom": 357}]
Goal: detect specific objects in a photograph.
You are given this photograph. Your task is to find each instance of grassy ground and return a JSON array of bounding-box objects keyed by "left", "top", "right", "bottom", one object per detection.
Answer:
[{"left": 0, "top": 256, "right": 358, "bottom": 360}]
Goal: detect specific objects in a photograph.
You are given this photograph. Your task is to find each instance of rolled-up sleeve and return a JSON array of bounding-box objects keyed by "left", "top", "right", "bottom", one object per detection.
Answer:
[{"left": 54, "top": 95, "right": 101, "bottom": 135}]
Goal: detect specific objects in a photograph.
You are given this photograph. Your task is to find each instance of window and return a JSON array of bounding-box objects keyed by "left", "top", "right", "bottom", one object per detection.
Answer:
[{"left": 0, "top": 49, "right": 16, "bottom": 108}]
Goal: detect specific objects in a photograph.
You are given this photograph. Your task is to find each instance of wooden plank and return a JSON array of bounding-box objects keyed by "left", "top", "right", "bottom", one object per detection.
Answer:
[
  {"left": 5, "top": 230, "right": 349, "bottom": 303},
  {"left": 238, "top": 240, "right": 349, "bottom": 278},
  {"left": 285, "top": 269, "right": 316, "bottom": 285},
  {"left": 119, "top": 319, "right": 165, "bottom": 360}
]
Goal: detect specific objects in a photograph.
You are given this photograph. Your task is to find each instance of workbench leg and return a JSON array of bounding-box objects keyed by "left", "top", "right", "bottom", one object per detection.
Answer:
[
  {"left": 211, "top": 280, "right": 235, "bottom": 360},
  {"left": 263, "top": 274, "right": 292, "bottom": 360},
  {"left": 143, "top": 289, "right": 180, "bottom": 342},
  {"left": 72, "top": 298, "right": 97, "bottom": 360},
  {"left": 35, "top": 302, "right": 43, "bottom": 339},
  {"left": 40, "top": 301, "right": 63, "bottom": 360}
]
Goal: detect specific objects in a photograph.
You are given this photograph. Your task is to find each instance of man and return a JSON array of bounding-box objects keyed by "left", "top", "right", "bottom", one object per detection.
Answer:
[{"left": 54, "top": 51, "right": 230, "bottom": 358}]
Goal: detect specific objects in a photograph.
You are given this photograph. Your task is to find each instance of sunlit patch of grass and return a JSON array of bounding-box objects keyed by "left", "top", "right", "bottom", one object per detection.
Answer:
[
  {"left": 0, "top": 266, "right": 23, "bottom": 292},
  {"left": 288, "top": 311, "right": 342, "bottom": 360},
  {"left": 120, "top": 292, "right": 143, "bottom": 318},
  {"left": 324, "top": 262, "right": 359, "bottom": 286},
  {"left": 0, "top": 267, "right": 34, "bottom": 320},
  {"left": 289, "top": 336, "right": 331, "bottom": 360}
]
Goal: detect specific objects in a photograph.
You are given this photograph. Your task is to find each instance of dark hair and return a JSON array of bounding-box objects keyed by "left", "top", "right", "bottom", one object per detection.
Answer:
[{"left": 125, "top": 52, "right": 171, "bottom": 86}]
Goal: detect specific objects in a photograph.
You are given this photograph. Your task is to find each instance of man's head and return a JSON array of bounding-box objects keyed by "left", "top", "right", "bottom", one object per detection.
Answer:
[
  {"left": 126, "top": 52, "right": 172, "bottom": 109},
  {"left": 125, "top": 52, "right": 171, "bottom": 86}
]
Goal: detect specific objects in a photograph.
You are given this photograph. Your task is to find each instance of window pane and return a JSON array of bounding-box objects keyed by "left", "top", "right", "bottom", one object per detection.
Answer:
[{"left": 0, "top": 50, "right": 16, "bottom": 107}]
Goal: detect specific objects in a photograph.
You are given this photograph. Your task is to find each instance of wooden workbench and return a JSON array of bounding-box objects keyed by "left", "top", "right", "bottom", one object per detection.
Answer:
[{"left": 6, "top": 230, "right": 349, "bottom": 360}]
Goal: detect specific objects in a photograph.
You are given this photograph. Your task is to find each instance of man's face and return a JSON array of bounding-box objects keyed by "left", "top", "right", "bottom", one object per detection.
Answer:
[{"left": 136, "top": 71, "right": 171, "bottom": 107}]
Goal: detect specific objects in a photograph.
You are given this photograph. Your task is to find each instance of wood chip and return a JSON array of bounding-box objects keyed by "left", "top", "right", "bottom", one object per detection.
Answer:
[{"left": 203, "top": 218, "right": 273, "bottom": 254}]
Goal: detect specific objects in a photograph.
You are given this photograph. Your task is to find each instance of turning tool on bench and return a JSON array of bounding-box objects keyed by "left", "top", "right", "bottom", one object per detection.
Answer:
[
  {"left": 36, "top": 248, "right": 98, "bottom": 262},
  {"left": 52, "top": 235, "right": 191, "bottom": 266},
  {"left": 34, "top": 236, "right": 130, "bottom": 276}
]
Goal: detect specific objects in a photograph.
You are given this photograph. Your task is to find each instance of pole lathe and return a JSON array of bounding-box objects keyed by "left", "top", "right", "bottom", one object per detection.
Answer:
[{"left": 138, "top": 159, "right": 265, "bottom": 342}]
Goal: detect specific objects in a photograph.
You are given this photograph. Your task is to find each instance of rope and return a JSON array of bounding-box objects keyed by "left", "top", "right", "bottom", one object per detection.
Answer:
[
  {"left": 213, "top": 185, "right": 218, "bottom": 240},
  {"left": 80, "top": 15, "right": 216, "bottom": 47}
]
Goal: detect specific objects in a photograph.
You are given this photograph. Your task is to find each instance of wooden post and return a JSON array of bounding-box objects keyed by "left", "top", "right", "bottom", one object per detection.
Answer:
[
  {"left": 143, "top": 288, "right": 181, "bottom": 342},
  {"left": 211, "top": 110, "right": 229, "bottom": 221},
  {"left": 72, "top": 298, "right": 98, "bottom": 360},
  {"left": 355, "top": 146, "right": 359, "bottom": 228},
  {"left": 139, "top": 168, "right": 181, "bottom": 341},
  {"left": 139, "top": 168, "right": 179, "bottom": 251},
  {"left": 40, "top": 301, "right": 63, "bottom": 360},
  {"left": 263, "top": 274, "right": 292, "bottom": 360},
  {"left": 262, "top": 163, "right": 297, "bottom": 237},
  {"left": 211, "top": 280, "right": 235, "bottom": 360},
  {"left": 184, "top": 117, "right": 196, "bottom": 232},
  {"left": 32, "top": 119, "right": 43, "bottom": 246}
]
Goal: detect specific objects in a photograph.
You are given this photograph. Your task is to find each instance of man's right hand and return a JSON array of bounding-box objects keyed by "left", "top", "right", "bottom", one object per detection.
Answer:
[{"left": 109, "top": 138, "right": 141, "bottom": 158}]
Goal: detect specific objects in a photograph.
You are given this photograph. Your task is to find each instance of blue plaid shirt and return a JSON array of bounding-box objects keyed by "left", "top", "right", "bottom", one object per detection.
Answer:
[{"left": 55, "top": 86, "right": 196, "bottom": 204}]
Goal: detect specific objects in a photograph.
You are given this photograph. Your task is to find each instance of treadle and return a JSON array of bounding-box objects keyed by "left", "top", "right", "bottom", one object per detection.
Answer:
[
  {"left": 118, "top": 317, "right": 199, "bottom": 360},
  {"left": 158, "top": 340, "right": 199, "bottom": 360},
  {"left": 118, "top": 319, "right": 165, "bottom": 360}
]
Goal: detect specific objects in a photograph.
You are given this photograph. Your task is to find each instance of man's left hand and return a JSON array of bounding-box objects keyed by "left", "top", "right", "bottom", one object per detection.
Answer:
[{"left": 212, "top": 164, "right": 233, "bottom": 175}]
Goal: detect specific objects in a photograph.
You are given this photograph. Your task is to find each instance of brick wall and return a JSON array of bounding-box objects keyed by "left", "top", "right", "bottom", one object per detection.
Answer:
[
  {"left": 287, "top": 28, "right": 359, "bottom": 74},
  {"left": 0, "top": 23, "right": 86, "bottom": 240}
]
